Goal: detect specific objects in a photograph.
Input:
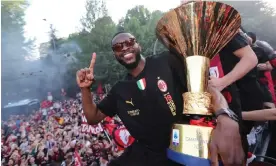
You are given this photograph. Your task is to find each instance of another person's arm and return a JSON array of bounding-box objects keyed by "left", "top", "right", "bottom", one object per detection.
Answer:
[
  {"left": 242, "top": 109, "right": 276, "bottom": 121},
  {"left": 209, "top": 32, "right": 258, "bottom": 90},
  {"left": 224, "top": 44, "right": 258, "bottom": 85},
  {"left": 257, "top": 61, "right": 273, "bottom": 71}
]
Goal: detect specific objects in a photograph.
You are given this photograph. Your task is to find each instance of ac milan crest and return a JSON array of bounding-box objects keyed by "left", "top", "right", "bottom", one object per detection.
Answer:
[{"left": 157, "top": 79, "right": 168, "bottom": 92}]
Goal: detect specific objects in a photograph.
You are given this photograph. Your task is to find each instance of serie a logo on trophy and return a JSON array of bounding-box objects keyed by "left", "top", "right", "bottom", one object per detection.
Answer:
[{"left": 156, "top": 1, "right": 241, "bottom": 165}]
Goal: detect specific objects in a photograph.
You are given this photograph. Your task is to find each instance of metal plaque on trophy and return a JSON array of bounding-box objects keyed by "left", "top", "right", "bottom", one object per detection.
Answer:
[{"left": 156, "top": 1, "right": 241, "bottom": 165}]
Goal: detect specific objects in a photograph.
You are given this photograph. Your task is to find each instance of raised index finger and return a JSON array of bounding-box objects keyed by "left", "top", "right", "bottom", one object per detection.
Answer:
[{"left": 89, "top": 52, "right": 97, "bottom": 72}]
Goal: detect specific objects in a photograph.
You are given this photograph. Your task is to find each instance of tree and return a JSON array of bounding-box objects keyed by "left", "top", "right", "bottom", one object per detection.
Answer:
[
  {"left": 1, "top": 1, "right": 30, "bottom": 61},
  {"left": 64, "top": 0, "right": 121, "bottom": 90},
  {"left": 124, "top": 6, "right": 151, "bottom": 26},
  {"left": 225, "top": 1, "right": 276, "bottom": 47},
  {"left": 49, "top": 24, "right": 58, "bottom": 52},
  {"left": 80, "top": 0, "right": 108, "bottom": 32},
  {"left": 121, "top": 6, "right": 166, "bottom": 56},
  {"left": 1, "top": 1, "right": 35, "bottom": 104}
]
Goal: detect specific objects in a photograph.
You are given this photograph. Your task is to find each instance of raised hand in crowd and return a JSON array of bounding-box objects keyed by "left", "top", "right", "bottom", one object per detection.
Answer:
[
  {"left": 208, "top": 85, "right": 245, "bottom": 166},
  {"left": 76, "top": 52, "right": 96, "bottom": 88}
]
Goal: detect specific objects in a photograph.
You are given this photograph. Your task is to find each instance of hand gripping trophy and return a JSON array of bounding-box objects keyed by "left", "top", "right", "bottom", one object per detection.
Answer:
[{"left": 156, "top": 1, "right": 241, "bottom": 165}]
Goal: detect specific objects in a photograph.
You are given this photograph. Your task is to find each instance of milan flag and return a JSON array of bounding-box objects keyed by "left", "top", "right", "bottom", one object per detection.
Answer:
[
  {"left": 103, "top": 117, "right": 135, "bottom": 151},
  {"left": 81, "top": 111, "right": 103, "bottom": 134},
  {"left": 112, "top": 127, "right": 135, "bottom": 151},
  {"left": 210, "top": 54, "right": 224, "bottom": 78},
  {"left": 210, "top": 55, "right": 232, "bottom": 103},
  {"left": 74, "top": 151, "right": 82, "bottom": 166}
]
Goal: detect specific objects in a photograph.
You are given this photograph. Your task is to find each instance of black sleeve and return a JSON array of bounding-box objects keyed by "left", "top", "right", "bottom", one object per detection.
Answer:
[
  {"left": 96, "top": 87, "right": 117, "bottom": 117},
  {"left": 160, "top": 51, "right": 187, "bottom": 93},
  {"left": 256, "top": 41, "right": 276, "bottom": 61},
  {"left": 252, "top": 46, "right": 267, "bottom": 63},
  {"left": 224, "top": 32, "right": 249, "bottom": 52},
  {"left": 256, "top": 41, "right": 274, "bottom": 56}
]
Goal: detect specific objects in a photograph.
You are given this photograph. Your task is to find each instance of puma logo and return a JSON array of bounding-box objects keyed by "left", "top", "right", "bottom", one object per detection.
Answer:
[{"left": 126, "top": 98, "right": 134, "bottom": 106}]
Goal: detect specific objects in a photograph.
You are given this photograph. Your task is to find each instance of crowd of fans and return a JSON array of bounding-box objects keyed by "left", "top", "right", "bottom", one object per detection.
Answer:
[{"left": 1, "top": 94, "right": 125, "bottom": 166}]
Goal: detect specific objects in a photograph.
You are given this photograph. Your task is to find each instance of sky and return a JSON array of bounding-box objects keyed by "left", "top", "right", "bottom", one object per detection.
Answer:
[
  {"left": 24, "top": 0, "right": 180, "bottom": 45},
  {"left": 24, "top": 0, "right": 276, "bottom": 51}
]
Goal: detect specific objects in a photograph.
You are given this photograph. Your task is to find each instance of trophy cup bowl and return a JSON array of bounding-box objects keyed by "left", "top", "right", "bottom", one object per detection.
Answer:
[{"left": 156, "top": 1, "right": 241, "bottom": 165}]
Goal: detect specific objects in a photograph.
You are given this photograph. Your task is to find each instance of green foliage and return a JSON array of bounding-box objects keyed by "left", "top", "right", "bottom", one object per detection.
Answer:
[
  {"left": 1, "top": 1, "right": 31, "bottom": 60},
  {"left": 1, "top": 1, "right": 36, "bottom": 102},
  {"left": 80, "top": 0, "right": 108, "bottom": 32},
  {"left": 63, "top": 0, "right": 276, "bottom": 91},
  {"left": 121, "top": 6, "right": 165, "bottom": 56},
  {"left": 225, "top": 1, "right": 276, "bottom": 47},
  {"left": 65, "top": 0, "right": 120, "bottom": 89},
  {"left": 49, "top": 24, "right": 58, "bottom": 51}
]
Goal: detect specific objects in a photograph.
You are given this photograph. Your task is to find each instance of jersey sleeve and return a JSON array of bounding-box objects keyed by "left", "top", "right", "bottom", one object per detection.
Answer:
[
  {"left": 160, "top": 51, "right": 187, "bottom": 93},
  {"left": 97, "top": 87, "right": 117, "bottom": 117},
  {"left": 224, "top": 32, "right": 249, "bottom": 52}
]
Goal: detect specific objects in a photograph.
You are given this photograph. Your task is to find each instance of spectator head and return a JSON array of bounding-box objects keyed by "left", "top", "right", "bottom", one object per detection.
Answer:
[
  {"left": 53, "top": 146, "right": 59, "bottom": 152},
  {"left": 8, "top": 159, "right": 14, "bottom": 166},
  {"left": 29, "top": 156, "right": 35, "bottom": 164},
  {"left": 70, "top": 140, "right": 76, "bottom": 148},
  {"left": 87, "top": 148, "right": 93, "bottom": 155},
  {"left": 108, "top": 153, "right": 113, "bottom": 161},
  {"left": 47, "top": 134, "right": 52, "bottom": 140},
  {"left": 65, "top": 152, "right": 73, "bottom": 164},
  {"left": 91, "top": 162, "right": 98, "bottom": 166},
  {"left": 62, "top": 141, "right": 67, "bottom": 147}
]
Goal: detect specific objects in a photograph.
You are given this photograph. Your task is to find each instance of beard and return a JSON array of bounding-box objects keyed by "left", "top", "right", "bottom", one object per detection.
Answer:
[{"left": 116, "top": 50, "right": 141, "bottom": 70}]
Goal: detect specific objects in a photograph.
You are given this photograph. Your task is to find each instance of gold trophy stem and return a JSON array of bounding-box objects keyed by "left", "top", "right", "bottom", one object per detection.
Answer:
[{"left": 183, "top": 56, "right": 212, "bottom": 115}]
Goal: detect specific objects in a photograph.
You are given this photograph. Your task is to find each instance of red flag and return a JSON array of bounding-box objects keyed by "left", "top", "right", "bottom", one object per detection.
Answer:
[
  {"left": 74, "top": 151, "right": 82, "bottom": 166},
  {"left": 264, "top": 70, "right": 276, "bottom": 104},
  {"left": 97, "top": 82, "right": 104, "bottom": 94},
  {"left": 190, "top": 117, "right": 215, "bottom": 128},
  {"left": 53, "top": 116, "right": 64, "bottom": 125},
  {"left": 210, "top": 55, "right": 232, "bottom": 103},
  {"left": 104, "top": 122, "right": 117, "bottom": 135},
  {"left": 113, "top": 127, "right": 135, "bottom": 151},
  {"left": 210, "top": 54, "right": 224, "bottom": 78},
  {"left": 41, "top": 100, "right": 53, "bottom": 108},
  {"left": 246, "top": 152, "right": 256, "bottom": 166}
]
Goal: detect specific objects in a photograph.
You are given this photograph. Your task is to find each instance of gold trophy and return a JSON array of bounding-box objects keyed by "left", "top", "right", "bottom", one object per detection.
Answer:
[{"left": 156, "top": 1, "right": 241, "bottom": 165}]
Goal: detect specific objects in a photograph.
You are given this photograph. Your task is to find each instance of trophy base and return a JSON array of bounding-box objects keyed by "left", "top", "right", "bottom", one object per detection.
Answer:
[{"left": 168, "top": 123, "right": 218, "bottom": 166}]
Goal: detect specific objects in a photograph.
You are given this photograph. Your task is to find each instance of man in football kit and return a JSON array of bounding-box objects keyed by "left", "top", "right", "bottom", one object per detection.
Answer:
[{"left": 77, "top": 32, "right": 248, "bottom": 166}]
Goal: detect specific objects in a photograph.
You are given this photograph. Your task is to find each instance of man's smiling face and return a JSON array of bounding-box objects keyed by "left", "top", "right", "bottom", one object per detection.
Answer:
[{"left": 111, "top": 33, "right": 141, "bottom": 69}]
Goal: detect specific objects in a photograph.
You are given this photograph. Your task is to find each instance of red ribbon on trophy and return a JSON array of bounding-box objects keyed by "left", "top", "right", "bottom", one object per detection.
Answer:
[{"left": 189, "top": 117, "right": 216, "bottom": 128}]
